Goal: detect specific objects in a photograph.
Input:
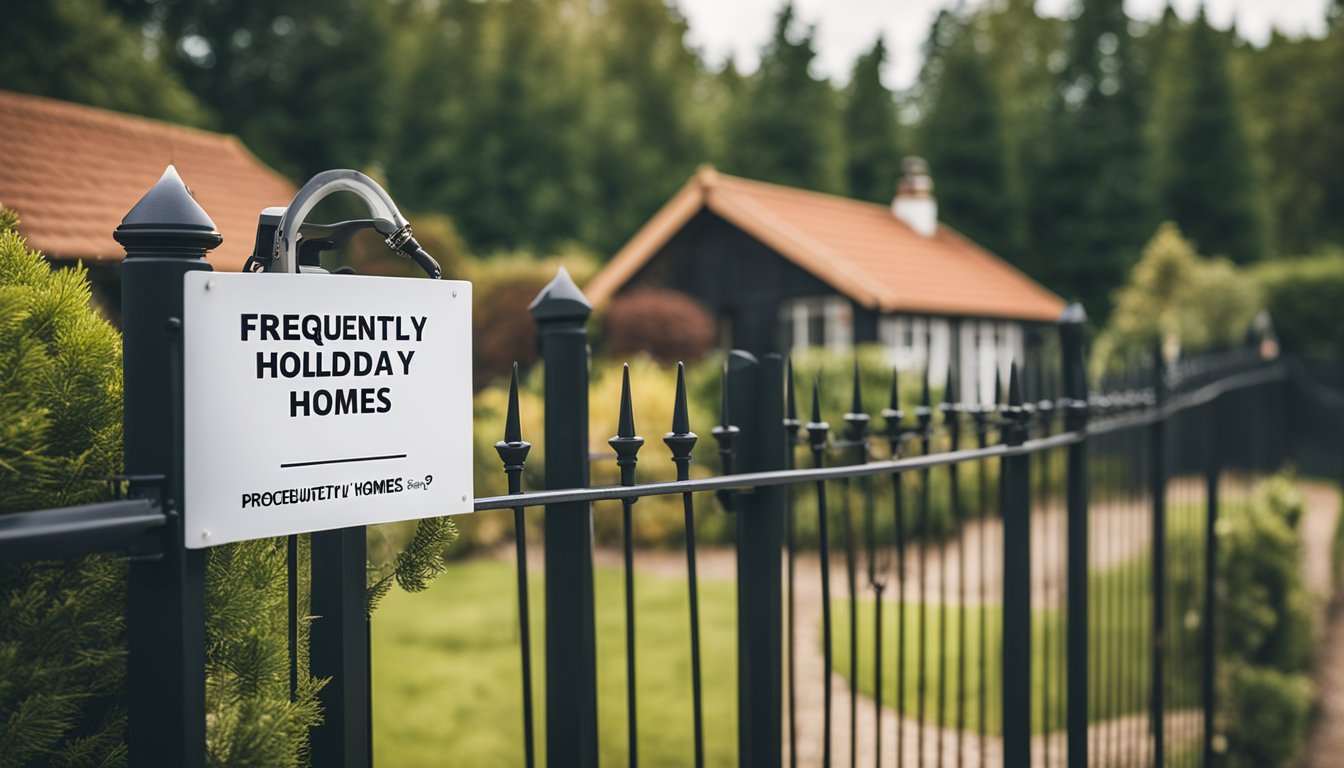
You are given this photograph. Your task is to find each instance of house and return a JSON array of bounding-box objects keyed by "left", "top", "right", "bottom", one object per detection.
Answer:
[
  {"left": 584, "top": 160, "right": 1066, "bottom": 403},
  {"left": 0, "top": 90, "right": 296, "bottom": 315}
]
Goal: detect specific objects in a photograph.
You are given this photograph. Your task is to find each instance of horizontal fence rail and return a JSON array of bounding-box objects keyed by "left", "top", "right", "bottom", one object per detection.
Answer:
[
  {"left": 473, "top": 361, "right": 1285, "bottom": 514},
  {"left": 0, "top": 497, "right": 166, "bottom": 561}
]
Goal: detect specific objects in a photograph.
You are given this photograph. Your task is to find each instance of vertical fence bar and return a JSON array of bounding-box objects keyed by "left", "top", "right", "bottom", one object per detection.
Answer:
[
  {"left": 939, "top": 365, "right": 958, "bottom": 768},
  {"left": 611, "top": 365, "right": 644, "bottom": 768},
  {"left": 1151, "top": 346, "right": 1168, "bottom": 768},
  {"left": 667, "top": 363, "right": 705, "bottom": 768},
  {"left": 881, "top": 370, "right": 907, "bottom": 768},
  {"left": 842, "top": 364, "right": 866, "bottom": 768},
  {"left": 807, "top": 383, "right": 834, "bottom": 767},
  {"left": 734, "top": 352, "right": 786, "bottom": 767},
  {"left": 530, "top": 268, "right": 599, "bottom": 768},
  {"left": 916, "top": 373, "right": 932, "bottom": 764},
  {"left": 1060, "top": 305, "right": 1089, "bottom": 768},
  {"left": 116, "top": 166, "right": 213, "bottom": 768},
  {"left": 972, "top": 394, "right": 990, "bottom": 768},
  {"left": 496, "top": 365, "right": 536, "bottom": 768},
  {"left": 310, "top": 526, "right": 371, "bottom": 768},
  {"left": 1002, "top": 365, "right": 1032, "bottom": 768},
  {"left": 785, "top": 361, "right": 801, "bottom": 768},
  {"left": 288, "top": 534, "right": 299, "bottom": 701},
  {"left": 1201, "top": 399, "right": 1219, "bottom": 768}
]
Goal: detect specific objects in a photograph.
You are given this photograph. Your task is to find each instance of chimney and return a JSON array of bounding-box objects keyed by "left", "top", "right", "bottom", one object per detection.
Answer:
[{"left": 892, "top": 156, "right": 937, "bottom": 237}]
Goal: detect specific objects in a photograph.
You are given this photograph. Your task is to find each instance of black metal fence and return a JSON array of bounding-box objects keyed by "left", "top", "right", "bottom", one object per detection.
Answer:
[
  {"left": 0, "top": 171, "right": 1334, "bottom": 768},
  {"left": 465, "top": 281, "right": 1297, "bottom": 768}
]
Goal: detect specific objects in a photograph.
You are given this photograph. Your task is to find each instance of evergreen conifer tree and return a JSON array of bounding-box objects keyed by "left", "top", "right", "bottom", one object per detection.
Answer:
[
  {"left": 0, "top": 0, "right": 207, "bottom": 126},
  {"left": 842, "top": 38, "right": 902, "bottom": 203},
  {"left": 917, "top": 16, "right": 1016, "bottom": 260},
  {"left": 1030, "top": 0, "right": 1155, "bottom": 319},
  {"left": 1161, "top": 9, "right": 1268, "bottom": 263},
  {"left": 144, "top": 0, "right": 399, "bottom": 179},
  {"left": 0, "top": 208, "right": 128, "bottom": 765},
  {"left": 727, "top": 3, "right": 844, "bottom": 193},
  {"left": 584, "top": 0, "right": 711, "bottom": 254}
]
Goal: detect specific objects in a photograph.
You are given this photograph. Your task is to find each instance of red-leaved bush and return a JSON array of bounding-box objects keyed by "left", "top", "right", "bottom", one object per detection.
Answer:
[{"left": 602, "top": 288, "right": 716, "bottom": 364}]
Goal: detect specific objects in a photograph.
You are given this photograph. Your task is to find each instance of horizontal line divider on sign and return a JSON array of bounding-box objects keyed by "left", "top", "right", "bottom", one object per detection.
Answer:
[{"left": 280, "top": 454, "right": 407, "bottom": 469}]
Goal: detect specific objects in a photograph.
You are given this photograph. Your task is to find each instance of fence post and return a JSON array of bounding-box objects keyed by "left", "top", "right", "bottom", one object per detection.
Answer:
[
  {"left": 730, "top": 352, "right": 786, "bottom": 767},
  {"left": 310, "top": 527, "right": 371, "bottom": 767},
  {"left": 1060, "top": 304, "right": 1089, "bottom": 768},
  {"left": 1151, "top": 343, "right": 1168, "bottom": 766},
  {"left": 1002, "top": 364, "right": 1032, "bottom": 768},
  {"left": 114, "top": 166, "right": 214, "bottom": 768},
  {"left": 529, "top": 267, "right": 599, "bottom": 767}
]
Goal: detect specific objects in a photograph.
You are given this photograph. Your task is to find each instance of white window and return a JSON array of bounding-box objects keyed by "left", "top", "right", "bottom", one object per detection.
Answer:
[
  {"left": 977, "top": 321, "right": 998, "bottom": 404},
  {"left": 878, "top": 315, "right": 928, "bottom": 371},
  {"left": 927, "top": 318, "right": 950, "bottom": 388},
  {"left": 779, "top": 296, "right": 852, "bottom": 353}
]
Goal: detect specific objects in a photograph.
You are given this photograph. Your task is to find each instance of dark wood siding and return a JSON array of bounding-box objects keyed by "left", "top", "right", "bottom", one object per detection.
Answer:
[{"left": 622, "top": 210, "right": 858, "bottom": 354}]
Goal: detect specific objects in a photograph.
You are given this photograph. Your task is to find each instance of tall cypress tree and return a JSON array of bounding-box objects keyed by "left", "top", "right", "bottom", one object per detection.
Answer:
[
  {"left": 843, "top": 38, "right": 902, "bottom": 203},
  {"left": 146, "top": 0, "right": 398, "bottom": 180},
  {"left": 585, "top": 0, "right": 711, "bottom": 254},
  {"left": 1162, "top": 9, "right": 1268, "bottom": 263},
  {"left": 917, "top": 15, "right": 1016, "bottom": 260},
  {"left": 727, "top": 2, "right": 844, "bottom": 193},
  {"left": 0, "top": 0, "right": 207, "bottom": 126},
  {"left": 1030, "top": 0, "right": 1155, "bottom": 318}
]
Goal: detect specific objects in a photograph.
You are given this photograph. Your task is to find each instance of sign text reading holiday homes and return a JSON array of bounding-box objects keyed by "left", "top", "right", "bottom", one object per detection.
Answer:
[{"left": 182, "top": 272, "right": 472, "bottom": 548}]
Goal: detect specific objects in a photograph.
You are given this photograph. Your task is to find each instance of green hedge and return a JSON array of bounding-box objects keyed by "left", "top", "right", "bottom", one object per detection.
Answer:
[
  {"left": 1215, "top": 473, "right": 1317, "bottom": 767},
  {"left": 1253, "top": 249, "right": 1344, "bottom": 358}
]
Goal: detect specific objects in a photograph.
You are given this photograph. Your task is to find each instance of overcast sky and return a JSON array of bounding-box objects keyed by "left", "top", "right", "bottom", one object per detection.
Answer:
[{"left": 677, "top": 0, "right": 1333, "bottom": 90}]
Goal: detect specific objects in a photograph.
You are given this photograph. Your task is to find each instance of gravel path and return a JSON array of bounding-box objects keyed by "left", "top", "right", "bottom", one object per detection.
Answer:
[{"left": 1298, "top": 481, "right": 1343, "bottom": 768}]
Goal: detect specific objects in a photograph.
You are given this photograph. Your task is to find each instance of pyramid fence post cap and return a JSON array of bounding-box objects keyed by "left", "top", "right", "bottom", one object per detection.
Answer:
[
  {"left": 113, "top": 165, "right": 222, "bottom": 254},
  {"left": 1058, "top": 302, "right": 1088, "bottom": 326},
  {"left": 528, "top": 266, "right": 592, "bottom": 322}
]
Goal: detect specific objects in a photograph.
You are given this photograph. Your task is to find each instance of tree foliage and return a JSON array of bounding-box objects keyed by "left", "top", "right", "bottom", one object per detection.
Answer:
[
  {"left": 726, "top": 2, "right": 844, "bottom": 194},
  {"left": 0, "top": 0, "right": 207, "bottom": 127},
  {"left": 1030, "top": 0, "right": 1155, "bottom": 318},
  {"left": 602, "top": 288, "right": 716, "bottom": 364},
  {"left": 1162, "top": 9, "right": 1268, "bottom": 263},
  {"left": 843, "top": 39, "right": 902, "bottom": 204},
  {"left": 917, "top": 12, "right": 1016, "bottom": 260},
  {"left": 143, "top": 0, "right": 397, "bottom": 180},
  {"left": 1092, "top": 222, "right": 1259, "bottom": 372},
  {"left": 0, "top": 210, "right": 127, "bottom": 765},
  {"left": 1252, "top": 248, "right": 1344, "bottom": 358}
]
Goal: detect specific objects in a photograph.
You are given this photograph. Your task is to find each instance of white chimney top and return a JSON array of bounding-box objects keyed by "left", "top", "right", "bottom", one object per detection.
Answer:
[{"left": 892, "top": 157, "right": 937, "bottom": 238}]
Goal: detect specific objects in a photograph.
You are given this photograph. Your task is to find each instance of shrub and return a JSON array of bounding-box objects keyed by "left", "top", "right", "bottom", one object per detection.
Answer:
[
  {"left": 468, "top": 249, "right": 600, "bottom": 390},
  {"left": 1092, "top": 222, "right": 1260, "bottom": 374},
  {"left": 1222, "top": 662, "right": 1313, "bottom": 768},
  {"left": 0, "top": 208, "right": 130, "bottom": 764},
  {"left": 1252, "top": 248, "right": 1344, "bottom": 358},
  {"left": 602, "top": 288, "right": 716, "bottom": 365},
  {"left": 1212, "top": 471, "right": 1317, "bottom": 767}
]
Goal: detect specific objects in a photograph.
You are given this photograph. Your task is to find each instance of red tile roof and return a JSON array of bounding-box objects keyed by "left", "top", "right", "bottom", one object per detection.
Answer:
[
  {"left": 587, "top": 167, "right": 1065, "bottom": 323},
  {"left": 0, "top": 90, "right": 295, "bottom": 271}
]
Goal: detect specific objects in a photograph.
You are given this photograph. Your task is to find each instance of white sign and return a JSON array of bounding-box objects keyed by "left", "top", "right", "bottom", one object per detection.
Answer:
[{"left": 182, "top": 272, "right": 472, "bottom": 548}]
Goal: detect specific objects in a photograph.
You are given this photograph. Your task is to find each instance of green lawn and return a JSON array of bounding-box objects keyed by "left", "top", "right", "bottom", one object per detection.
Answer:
[{"left": 372, "top": 559, "right": 739, "bottom": 767}]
